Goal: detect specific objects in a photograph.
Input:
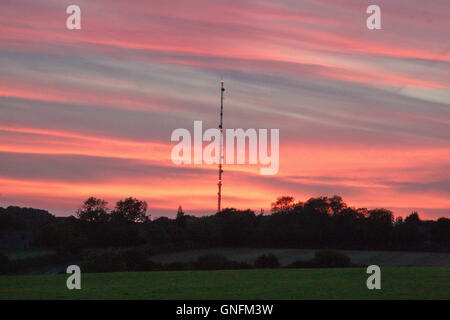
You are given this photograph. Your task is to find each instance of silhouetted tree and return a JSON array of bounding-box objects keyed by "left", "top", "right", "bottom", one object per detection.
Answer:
[
  {"left": 405, "top": 212, "right": 421, "bottom": 225},
  {"left": 76, "top": 197, "right": 109, "bottom": 223},
  {"left": 111, "top": 197, "right": 148, "bottom": 223},
  {"left": 368, "top": 208, "right": 394, "bottom": 224},
  {"left": 365, "top": 208, "right": 394, "bottom": 249},
  {"left": 430, "top": 218, "right": 450, "bottom": 251},
  {"left": 176, "top": 205, "right": 186, "bottom": 228},
  {"left": 329, "top": 195, "right": 347, "bottom": 215},
  {"left": 304, "top": 197, "right": 333, "bottom": 216},
  {"left": 215, "top": 208, "right": 258, "bottom": 246},
  {"left": 271, "top": 196, "right": 296, "bottom": 213}
]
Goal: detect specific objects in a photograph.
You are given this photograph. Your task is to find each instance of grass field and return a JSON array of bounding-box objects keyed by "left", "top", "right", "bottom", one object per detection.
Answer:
[{"left": 0, "top": 267, "right": 448, "bottom": 300}]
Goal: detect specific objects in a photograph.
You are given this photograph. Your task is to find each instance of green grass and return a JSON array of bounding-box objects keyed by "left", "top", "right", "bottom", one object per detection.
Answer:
[
  {"left": 0, "top": 267, "right": 448, "bottom": 300},
  {"left": 3, "top": 249, "right": 55, "bottom": 261}
]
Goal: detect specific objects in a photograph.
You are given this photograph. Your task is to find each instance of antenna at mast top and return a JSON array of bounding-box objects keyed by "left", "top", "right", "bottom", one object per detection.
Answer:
[{"left": 217, "top": 80, "right": 225, "bottom": 213}]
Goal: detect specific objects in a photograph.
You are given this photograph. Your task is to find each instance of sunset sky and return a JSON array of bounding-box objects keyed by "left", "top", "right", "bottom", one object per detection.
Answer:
[{"left": 0, "top": 0, "right": 449, "bottom": 219}]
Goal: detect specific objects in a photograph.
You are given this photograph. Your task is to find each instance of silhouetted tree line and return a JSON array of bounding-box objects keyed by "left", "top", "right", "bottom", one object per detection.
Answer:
[
  {"left": 0, "top": 206, "right": 55, "bottom": 230},
  {"left": 34, "top": 197, "right": 149, "bottom": 252},
  {"left": 1, "top": 195, "right": 449, "bottom": 253}
]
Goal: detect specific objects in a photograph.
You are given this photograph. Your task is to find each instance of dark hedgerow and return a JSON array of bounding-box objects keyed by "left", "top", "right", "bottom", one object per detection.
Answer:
[
  {"left": 254, "top": 253, "right": 280, "bottom": 269},
  {"left": 286, "top": 250, "right": 353, "bottom": 269},
  {"left": 312, "top": 250, "right": 352, "bottom": 267},
  {"left": 194, "top": 253, "right": 232, "bottom": 270},
  {"left": 121, "top": 249, "right": 149, "bottom": 271},
  {"left": 82, "top": 251, "right": 127, "bottom": 273},
  {"left": 165, "top": 261, "right": 188, "bottom": 271}
]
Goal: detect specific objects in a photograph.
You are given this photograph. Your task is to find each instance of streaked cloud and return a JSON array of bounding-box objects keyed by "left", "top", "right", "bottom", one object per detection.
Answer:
[{"left": 0, "top": 0, "right": 449, "bottom": 219}]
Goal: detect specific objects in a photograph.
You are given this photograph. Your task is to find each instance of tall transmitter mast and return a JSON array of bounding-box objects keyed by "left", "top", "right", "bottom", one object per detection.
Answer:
[{"left": 217, "top": 80, "right": 225, "bottom": 213}]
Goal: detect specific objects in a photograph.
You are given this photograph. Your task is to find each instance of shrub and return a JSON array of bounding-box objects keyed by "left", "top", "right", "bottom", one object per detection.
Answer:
[
  {"left": 230, "top": 261, "right": 253, "bottom": 270},
  {"left": 164, "top": 261, "right": 188, "bottom": 271},
  {"left": 121, "top": 249, "right": 148, "bottom": 271},
  {"left": 254, "top": 253, "right": 280, "bottom": 269},
  {"left": 82, "top": 251, "right": 126, "bottom": 273},
  {"left": 313, "top": 250, "right": 351, "bottom": 267},
  {"left": 143, "top": 260, "right": 163, "bottom": 271},
  {"left": 194, "top": 253, "right": 231, "bottom": 270}
]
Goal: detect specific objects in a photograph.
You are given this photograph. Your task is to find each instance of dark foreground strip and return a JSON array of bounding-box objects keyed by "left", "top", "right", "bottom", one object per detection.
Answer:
[{"left": 0, "top": 300, "right": 445, "bottom": 318}]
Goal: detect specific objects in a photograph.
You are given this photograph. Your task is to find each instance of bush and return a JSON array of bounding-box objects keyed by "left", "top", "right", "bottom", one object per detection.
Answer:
[
  {"left": 164, "top": 261, "right": 188, "bottom": 271},
  {"left": 194, "top": 253, "right": 232, "bottom": 270},
  {"left": 229, "top": 261, "right": 253, "bottom": 270},
  {"left": 142, "top": 260, "right": 163, "bottom": 271},
  {"left": 254, "top": 253, "right": 280, "bottom": 269},
  {"left": 121, "top": 249, "right": 148, "bottom": 271},
  {"left": 82, "top": 251, "right": 126, "bottom": 273},
  {"left": 313, "top": 250, "right": 351, "bottom": 267}
]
